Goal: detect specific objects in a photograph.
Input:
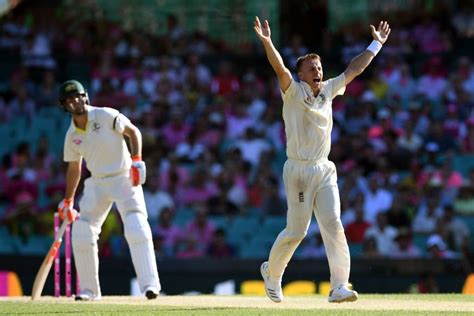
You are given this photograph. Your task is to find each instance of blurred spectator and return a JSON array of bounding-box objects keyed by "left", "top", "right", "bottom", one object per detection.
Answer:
[
  {"left": 35, "top": 70, "right": 58, "bottom": 108},
  {"left": 364, "top": 212, "right": 398, "bottom": 256},
  {"left": 424, "top": 121, "right": 458, "bottom": 153},
  {"left": 429, "top": 160, "right": 464, "bottom": 205},
  {"left": 390, "top": 228, "right": 422, "bottom": 259},
  {"left": 180, "top": 53, "right": 212, "bottom": 88},
  {"left": 160, "top": 108, "right": 192, "bottom": 150},
  {"left": 166, "top": 14, "right": 186, "bottom": 53},
  {"left": 426, "top": 234, "right": 460, "bottom": 259},
  {"left": 281, "top": 34, "right": 308, "bottom": 71},
  {"left": 451, "top": 2, "right": 474, "bottom": 38},
  {"left": 362, "top": 173, "right": 394, "bottom": 224},
  {"left": 412, "top": 195, "right": 443, "bottom": 234},
  {"left": 3, "top": 191, "right": 38, "bottom": 242},
  {"left": 159, "top": 153, "right": 190, "bottom": 194},
  {"left": 153, "top": 235, "right": 167, "bottom": 259},
  {"left": 219, "top": 164, "right": 248, "bottom": 209},
  {"left": 181, "top": 168, "right": 219, "bottom": 206},
  {"left": 443, "top": 104, "right": 466, "bottom": 140},
  {"left": 260, "top": 176, "right": 287, "bottom": 216},
  {"left": 345, "top": 207, "right": 371, "bottom": 244},
  {"left": 176, "top": 234, "right": 205, "bottom": 259},
  {"left": 453, "top": 185, "right": 474, "bottom": 215},
  {"left": 5, "top": 143, "right": 38, "bottom": 203},
  {"left": 207, "top": 228, "right": 235, "bottom": 258},
  {"left": 21, "top": 30, "right": 56, "bottom": 69},
  {"left": 7, "top": 86, "right": 36, "bottom": 122},
  {"left": 386, "top": 196, "right": 412, "bottom": 229},
  {"left": 153, "top": 56, "right": 180, "bottom": 87},
  {"left": 234, "top": 127, "right": 272, "bottom": 167},
  {"left": 387, "top": 64, "right": 417, "bottom": 107},
  {"left": 152, "top": 207, "right": 182, "bottom": 256},
  {"left": 175, "top": 130, "right": 206, "bottom": 163},
  {"left": 416, "top": 57, "right": 448, "bottom": 102},
  {"left": 396, "top": 120, "right": 423, "bottom": 154},
  {"left": 254, "top": 105, "right": 285, "bottom": 150},
  {"left": 184, "top": 205, "right": 216, "bottom": 248},
  {"left": 412, "top": 15, "right": 451, "bottom": 54},
  {"left": 143, "top": 176, "right": 175, "bottom": 223},
  {"left": 438, "top": 205, "right": 470, "bottom": 252},
  {"left": 225, "top": 101, "right": 254, "bottom": 140},
  {"left": 122, "top": 65, "right": 155, "bottom": 100},
  {"left": 211, "top": 60, "right": 240, "bottom": 96},
  {"left": 461, "top": 118, "right": 474, "bottom": 153},
  {"left": 360, "top": 236, "right": 382, "bottom": 259}
]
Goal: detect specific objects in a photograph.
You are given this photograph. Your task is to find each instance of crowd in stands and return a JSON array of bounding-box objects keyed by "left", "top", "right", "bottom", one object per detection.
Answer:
[{"left": 0, "top": 1, "right": 473, "bottom": 264}]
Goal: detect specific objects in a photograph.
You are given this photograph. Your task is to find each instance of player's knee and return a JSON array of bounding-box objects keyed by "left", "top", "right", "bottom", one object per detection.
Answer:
[
  {"left": 283, "top": 231, "right": 306, "bottom": 244},
  {"left": 124, "top": 211, "right": 152, "bottom": 244},
  {"left": 72, "top": 219, "right": 97, "bottom": 250},
  {"left": 323, "top": 216, "right": 344, "bottom": 232}
]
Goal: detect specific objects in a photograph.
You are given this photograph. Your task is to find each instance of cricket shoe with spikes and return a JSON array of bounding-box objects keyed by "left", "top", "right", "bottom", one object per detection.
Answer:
[
  {"left": 144, "top": 286, "right": 159, "bottom": 300},
  {"left": 328, "top": 283, "right": 358, "bottom": 303},
  {"left": 260, "top": 261, "right": 283, "bottom": 303},
  {"left": 75, "top": 289, "right": 101, "bottom": 301}
]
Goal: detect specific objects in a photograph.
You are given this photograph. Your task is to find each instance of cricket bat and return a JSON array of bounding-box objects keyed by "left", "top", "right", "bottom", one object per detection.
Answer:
[{"left": 31, "top": 219, "right": 68, "bottom": 300}]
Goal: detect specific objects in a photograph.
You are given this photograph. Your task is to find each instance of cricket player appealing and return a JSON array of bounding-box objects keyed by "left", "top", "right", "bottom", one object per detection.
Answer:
[
  {"left": 254, "top": 17, "right": 390, "bottom": 303},
  {"left": 57, "top": 80, "right": 161, "bottom": 300}
]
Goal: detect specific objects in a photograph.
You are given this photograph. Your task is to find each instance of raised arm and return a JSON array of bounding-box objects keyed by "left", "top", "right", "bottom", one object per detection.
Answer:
[
  {"left": 254, "top": 16, "right": 292, "bottom": 92},
  {"left": 344, "top": 21, "right": 391, "bottom": 85}
]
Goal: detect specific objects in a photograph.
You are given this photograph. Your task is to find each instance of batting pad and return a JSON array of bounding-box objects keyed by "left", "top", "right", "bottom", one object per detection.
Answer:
[
  {"left": 72, "top": 220, "right": 101, "bottom": 297},
  {"left": 124, "top": 212, "right": 161, "bottom": 293}
]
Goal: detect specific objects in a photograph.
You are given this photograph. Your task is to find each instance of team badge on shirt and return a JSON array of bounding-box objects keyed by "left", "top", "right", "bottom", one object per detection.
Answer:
[
  {"left": 304, "top": 94, "right": 313, "bottom": 105},
  {"left": 92, "top": 122, "right": 101, "bottom": 132},
  {"left": 318, "top": 94, "right": 327, "bottom": 104}
]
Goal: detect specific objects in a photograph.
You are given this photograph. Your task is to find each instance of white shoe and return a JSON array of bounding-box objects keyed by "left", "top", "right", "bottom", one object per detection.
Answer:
[
  {"left": 328, "top": 284, "right": 358, "bottom": 303},
  {"left": 260, "top": 262, "right": 283, "bottom": 303},
  {"left": 144, "top": 286, "right": 159, "bottom": 300},
  {"left": 75, "top": 289, "right": 101, "bottom": 301}
]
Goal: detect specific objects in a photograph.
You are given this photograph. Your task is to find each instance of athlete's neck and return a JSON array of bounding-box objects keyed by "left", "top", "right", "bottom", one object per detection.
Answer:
[
  {"left": 73, "top": 112, "right": 88, "bottom": 130},
  {"left": 312, "top": 87, "right": 321, "bottom": 97}
]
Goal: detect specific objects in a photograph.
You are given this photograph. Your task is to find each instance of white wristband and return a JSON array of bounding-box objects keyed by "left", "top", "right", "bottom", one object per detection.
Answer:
[{"left": 367, "top": 40, "right": 382, "bottom": 56}]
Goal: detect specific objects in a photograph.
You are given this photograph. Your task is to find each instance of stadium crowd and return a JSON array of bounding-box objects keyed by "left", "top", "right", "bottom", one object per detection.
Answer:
[{"left": 0, "top": 1, "right": 473, "bottom": 264}]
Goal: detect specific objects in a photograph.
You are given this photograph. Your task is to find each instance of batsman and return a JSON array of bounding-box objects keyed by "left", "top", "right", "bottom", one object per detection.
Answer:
[{"left": 57, "top": 80, "right": 161, "bottom": 300}]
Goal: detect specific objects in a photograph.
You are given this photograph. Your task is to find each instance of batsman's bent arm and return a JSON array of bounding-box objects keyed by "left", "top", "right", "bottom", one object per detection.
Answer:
[{"left": 31, "top": 219, "right": 69, "bottom": 300}]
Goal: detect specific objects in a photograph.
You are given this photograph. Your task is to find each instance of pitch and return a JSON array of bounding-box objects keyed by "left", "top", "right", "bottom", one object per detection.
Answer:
[{"left": 1, "top": 294, "right": 474, "bottom": 315}]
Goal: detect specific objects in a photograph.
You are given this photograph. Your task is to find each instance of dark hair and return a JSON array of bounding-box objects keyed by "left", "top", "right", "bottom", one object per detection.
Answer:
[{"left": 296, "top": 53, "right": 321, "bottom": 72}]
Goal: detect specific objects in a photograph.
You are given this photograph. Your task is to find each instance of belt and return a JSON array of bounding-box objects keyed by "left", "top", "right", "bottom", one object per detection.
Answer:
[{"left": 287, "top": 157, "right": 329, "bottom": 164}]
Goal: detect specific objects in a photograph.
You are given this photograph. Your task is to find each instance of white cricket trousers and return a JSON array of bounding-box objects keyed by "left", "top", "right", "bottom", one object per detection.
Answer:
[
  {"left": 267, "top": 157, "right": 350, "bottom": 289},
  {"left": 72, "top": 172, "right": 161, "bottom": 297}
]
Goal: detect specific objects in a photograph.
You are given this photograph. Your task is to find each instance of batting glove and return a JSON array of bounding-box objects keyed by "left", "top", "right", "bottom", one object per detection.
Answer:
[
  {"left": 58, "top": 198, "right": 78, "bottom": 222},
  {"left": 130, "top": 155, "right": 146, "bottom": 186}
]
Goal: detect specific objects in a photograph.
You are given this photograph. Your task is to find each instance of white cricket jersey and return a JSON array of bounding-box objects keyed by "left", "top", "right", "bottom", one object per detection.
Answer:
[
  {"left": 281, "top": 74, "right": 346, "bottom": 161},
  {"left": 63, "top": 106, "right": 132, "bottom": 178}
]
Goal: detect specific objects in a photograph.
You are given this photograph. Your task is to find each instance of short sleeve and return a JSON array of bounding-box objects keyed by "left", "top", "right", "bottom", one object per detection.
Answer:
[
  {"left": 101, "top": 107, "right": 131, "bottom": 134},
  {"left": 281, "top": 79, "right": 302, "bottom": 103},
  {"left": 63, "top": 134, "right": 81, "bottom": 162},
  {"left": 112, "top": 113, "right": 131, "bottom": 134},
  {"left": 326, "top": 73, "right": 346, "bottom": 99}
]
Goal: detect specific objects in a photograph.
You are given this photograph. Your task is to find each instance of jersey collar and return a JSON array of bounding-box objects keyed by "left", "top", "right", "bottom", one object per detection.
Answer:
[{"left": 301, "top": 80, "right": 323, "bottom": 98}]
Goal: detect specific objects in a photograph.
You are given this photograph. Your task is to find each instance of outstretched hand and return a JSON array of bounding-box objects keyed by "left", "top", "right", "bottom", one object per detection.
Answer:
[
  {"left": 254, "top": 16, "right": 271, "bottom": 41},
  {"left": 370, "top": 21, "right": 391, "bottom": 44}
]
